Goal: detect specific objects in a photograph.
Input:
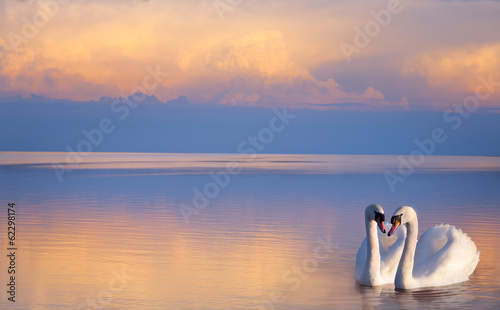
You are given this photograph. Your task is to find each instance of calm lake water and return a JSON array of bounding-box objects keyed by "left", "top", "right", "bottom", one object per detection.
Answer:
[{"left": 1, "top": 152, "right": 500, "bottom": 309}]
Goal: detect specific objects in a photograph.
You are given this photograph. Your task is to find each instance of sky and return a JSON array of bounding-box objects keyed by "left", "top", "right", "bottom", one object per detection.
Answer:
[
  {"left": 2, "top": 101, "right": 500, "bottom": 155},
  {"left": 0, "top": 0, "right": 499, "bottom": 111}
]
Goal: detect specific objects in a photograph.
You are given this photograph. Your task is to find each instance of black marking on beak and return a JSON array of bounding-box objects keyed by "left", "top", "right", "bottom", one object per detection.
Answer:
[
  {"left": 391, "top": 214, "right": 402, "bottom": 225},
  {"left": 374, "top": 211, "right": 385, "bottom": 223}
]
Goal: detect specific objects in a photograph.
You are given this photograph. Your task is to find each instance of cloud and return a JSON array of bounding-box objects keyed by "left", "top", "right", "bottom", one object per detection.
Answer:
[
  {"left": 0, "top": 0, "right": 498, "bottom": 111},
  {"left": 0, "top": 38, "right": 120, "bottom": 100},
  {"left": 405, "top": 44, "right": 500, "bottom": 89},
  {"left": 403, "top": 43, "right": 500, "bottom": 107},
  {"left": 154, "top": 30, "right": 408, "bottom": 110}
]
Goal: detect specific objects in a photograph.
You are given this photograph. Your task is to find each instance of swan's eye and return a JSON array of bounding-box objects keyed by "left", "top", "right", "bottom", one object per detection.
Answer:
[
  {"left": 374, "top": 211, "right": 385, "bottom": 222},
  {"left": 391, "top": 214, "right": 402, "bottom": 225}
]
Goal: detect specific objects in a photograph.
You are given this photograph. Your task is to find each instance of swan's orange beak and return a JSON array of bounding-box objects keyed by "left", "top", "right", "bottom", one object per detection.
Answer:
[
  {"left": 377, "top": 220, "right": 386, "bottom": 234},
  {"left": 388, "top": 220, "right": 400, "bottom": 236}
]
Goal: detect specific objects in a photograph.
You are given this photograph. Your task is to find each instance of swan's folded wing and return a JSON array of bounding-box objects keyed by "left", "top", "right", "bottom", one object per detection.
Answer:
[
  {"left": 414, "top": 224, "right": 450, "bottom": 266},
  {"left": 413, "top": 224, "right": 480, "bottom": 286}
]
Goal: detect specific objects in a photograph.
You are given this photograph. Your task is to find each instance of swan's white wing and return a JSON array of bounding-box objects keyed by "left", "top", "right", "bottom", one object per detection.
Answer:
[
  {"left": 413, "top": 224, "right": 480, "bottom": 287},
  {"left": 414, "top": 224, "right": 449, "bottom": 265}
]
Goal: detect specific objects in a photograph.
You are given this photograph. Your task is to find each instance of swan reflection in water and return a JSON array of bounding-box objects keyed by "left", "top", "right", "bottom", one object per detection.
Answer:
[
  {"left": 356, "top": 283, "right": 394, "bottom": 310},
  {"left": 394, "top": 283, "right": 476, "bottom": 309},
  {"left": 356, "top": 282, "right": 476, "bottom": 310}
]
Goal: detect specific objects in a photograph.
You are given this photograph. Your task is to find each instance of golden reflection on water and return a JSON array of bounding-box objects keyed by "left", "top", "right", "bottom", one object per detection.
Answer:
[
  {"left": 0, "top": 152, "right": 499, "bottom": 309},
  {"left": 2, "top": 198, "right": 498, "bottom": 309},
  {"left": 4, "top": 200, "right": 319, "bottom": 309}
]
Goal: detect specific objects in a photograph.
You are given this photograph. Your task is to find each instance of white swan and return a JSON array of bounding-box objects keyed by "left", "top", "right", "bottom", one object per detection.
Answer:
[
  {"left": 388, "top": 206, "right": 480, "bottom": 289},
  {"left": 356, "top": 204, "right": 406, "bottom": 286}
]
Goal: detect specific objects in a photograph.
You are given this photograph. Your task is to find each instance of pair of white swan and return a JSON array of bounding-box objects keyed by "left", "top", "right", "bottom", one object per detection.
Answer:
[{"left": 356, "top": 204, "right": 480, "bottom": 289}]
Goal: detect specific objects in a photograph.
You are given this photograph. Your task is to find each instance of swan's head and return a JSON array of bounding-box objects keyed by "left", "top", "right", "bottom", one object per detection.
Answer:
[
  {"left": 388, "top": 206, "right": 416, "bottom": 236},
  {"left": 365, "top": 204, "right": 386, "bottom": 233}
]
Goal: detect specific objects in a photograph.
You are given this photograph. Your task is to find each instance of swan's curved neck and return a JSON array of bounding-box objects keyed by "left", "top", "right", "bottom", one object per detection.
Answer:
[
  {"left": 363, "top": 216, "right": 381, "bottom": 282},
  {"left": 396, "top": 216, "right": 418, "bottom": 288}
]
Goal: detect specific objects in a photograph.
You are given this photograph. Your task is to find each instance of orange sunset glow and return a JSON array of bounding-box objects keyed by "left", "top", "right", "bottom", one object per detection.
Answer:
[{"left": 1, "top": 0, "right": 499, "bottom": 110}]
